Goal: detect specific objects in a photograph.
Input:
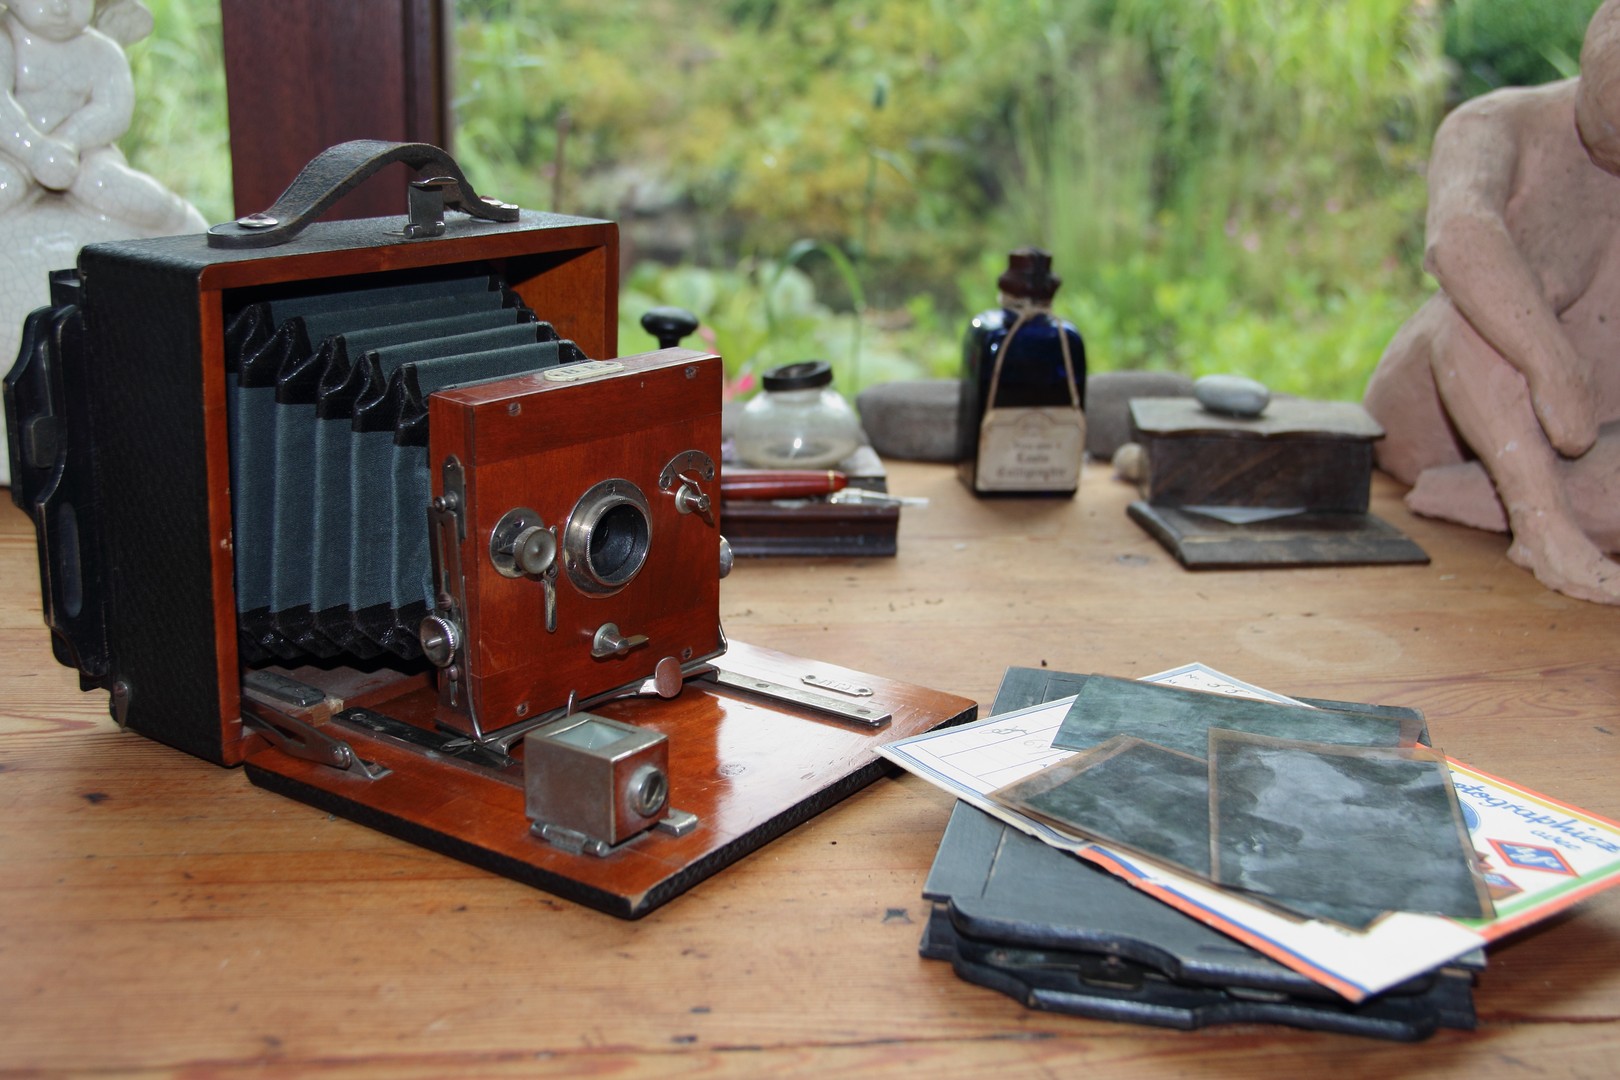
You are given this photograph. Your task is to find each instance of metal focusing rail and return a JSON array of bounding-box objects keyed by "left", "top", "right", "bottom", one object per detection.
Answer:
[{"left": 241, "top": 639, "right": 892, "bottom": 790}]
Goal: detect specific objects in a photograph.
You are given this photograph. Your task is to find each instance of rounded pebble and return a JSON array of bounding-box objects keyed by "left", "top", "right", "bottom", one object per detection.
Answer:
[
  {"left": 1113, "top": 442, "right": 1146, "bottom": 483},
  {"left": 1195, "top": 374, "right": 1271, "bottom": 418},
  {"left": 855, "top": 379, "right": 963, "bottom": 462}
]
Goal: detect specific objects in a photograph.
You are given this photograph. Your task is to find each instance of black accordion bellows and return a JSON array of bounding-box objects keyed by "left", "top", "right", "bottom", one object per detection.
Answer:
[{"left": 223, "top": 272, "right": 585, "bottom": 665}]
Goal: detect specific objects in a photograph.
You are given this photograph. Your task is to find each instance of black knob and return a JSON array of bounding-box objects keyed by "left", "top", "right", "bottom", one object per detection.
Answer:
[{"left": 641, "top": 306, "right": 700, "bottom": 349}]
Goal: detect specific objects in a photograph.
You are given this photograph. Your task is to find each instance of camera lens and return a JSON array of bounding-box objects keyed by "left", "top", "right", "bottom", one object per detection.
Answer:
[
  {"left": 589, "top": 502, "right": 649, "bottom": 582},
  {"left": 563, "top": 479, "right": 652, "bottom": 595}
]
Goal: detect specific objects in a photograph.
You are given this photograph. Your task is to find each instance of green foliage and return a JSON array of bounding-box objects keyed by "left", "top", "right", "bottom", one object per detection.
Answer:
[
  {"left": 1002, "top": 0, "right": 1446, "bottom": 399},
  {"left": 457, "top": 0, "right": 1452, "bottom": 402},
  {"left": 120, "top": 0, "right": 233, "bottom": 223},
  {"left": 453, "top": 0, "right": 1057, "bottom": 285},
  {"left": 617, "top": 258, "right": 952, "bottom": 397},
  {"left": 1445, "top": 0, "right": 1602, "bottom": 99},
  {"left": 112, "top": 1, "right": 1603, "bottom": 407}
]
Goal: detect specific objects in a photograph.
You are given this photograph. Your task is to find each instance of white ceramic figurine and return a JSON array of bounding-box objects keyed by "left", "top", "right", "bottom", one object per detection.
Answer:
[{"left": 0, "top": 0, "right": 207, "bottom": 486}]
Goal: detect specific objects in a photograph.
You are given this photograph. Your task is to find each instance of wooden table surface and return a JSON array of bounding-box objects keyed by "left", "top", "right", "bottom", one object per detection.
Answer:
[{"left": 3, "top": 460, "right": 1618, "bottom": 1077}]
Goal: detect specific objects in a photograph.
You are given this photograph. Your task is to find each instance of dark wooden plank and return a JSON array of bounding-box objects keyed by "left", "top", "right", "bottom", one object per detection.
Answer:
[
  {"left": 1128, "top": 502, "right": 1430, "bottom": 568},
  {"left": 1139, "top": 437, "right": 1375, "bottom": 511},
  {"left": 721, "top": 500, "right": 899, "bottom": 557},
  {"left": 221, "top": 0, "right": 449, "bottom": 220}
]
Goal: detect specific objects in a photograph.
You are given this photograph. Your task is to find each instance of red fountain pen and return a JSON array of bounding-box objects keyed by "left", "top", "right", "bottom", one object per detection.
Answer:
[{"left": 719, "top": 469, "right": 849, "bottom": 500}]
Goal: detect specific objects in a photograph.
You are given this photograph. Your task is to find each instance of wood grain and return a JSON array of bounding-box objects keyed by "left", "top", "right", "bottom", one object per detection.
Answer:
[
  {"left": 429, "top": 350, "right": 726, "bottom": 733},
  {"left": 4, "top": 461, "right": 1619, "bottom": 1076},
  {"left": 222, "top": 0, "right": 448, "bottom": 221},
  {"left": 243, "top": 641, "right": 970, "bottom": 918}
]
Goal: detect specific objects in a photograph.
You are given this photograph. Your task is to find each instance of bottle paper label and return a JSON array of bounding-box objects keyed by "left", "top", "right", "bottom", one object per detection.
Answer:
[{"left": 975, "top": 406, "right": 1085, "bottom": 492}]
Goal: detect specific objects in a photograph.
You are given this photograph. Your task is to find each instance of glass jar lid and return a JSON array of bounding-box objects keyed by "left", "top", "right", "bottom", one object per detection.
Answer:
[{"left": 761, "top": 360, "right": 834, "bottom": 392}]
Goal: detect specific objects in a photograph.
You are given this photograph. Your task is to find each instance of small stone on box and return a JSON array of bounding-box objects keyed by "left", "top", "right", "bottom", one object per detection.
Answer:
[{"left": 1195, "top": 374, "right": 1271, "bottom": 418}]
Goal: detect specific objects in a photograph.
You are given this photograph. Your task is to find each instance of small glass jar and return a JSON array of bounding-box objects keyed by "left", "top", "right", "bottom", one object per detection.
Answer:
[{"left": 734, "top": 361, "right": 861, "bottom": 469}]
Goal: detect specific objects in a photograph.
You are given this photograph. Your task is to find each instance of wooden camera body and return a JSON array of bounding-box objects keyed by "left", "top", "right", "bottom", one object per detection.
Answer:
[{"left": 6, "top": 145, "right": 973, "bottom": 916}]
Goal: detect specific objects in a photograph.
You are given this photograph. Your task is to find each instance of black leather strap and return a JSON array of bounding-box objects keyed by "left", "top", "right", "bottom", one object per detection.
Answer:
[{"left": 206, "top": 140, "right": 519, "bottom": 249}]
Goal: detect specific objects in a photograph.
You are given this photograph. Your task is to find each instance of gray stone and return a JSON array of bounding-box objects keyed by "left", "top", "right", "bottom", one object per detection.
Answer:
[
  {"left": 1085, "top": 371, "right": 1195, "bottom": 460},
  {"left": 1194, "top": 373, "right": 1271, "bottom": 418},
  {"left": 856, "top": 379, "right": 964, "bottom": 462},
  {"left": 854, "top": 371, "right": 1206, "bottom": 463}
]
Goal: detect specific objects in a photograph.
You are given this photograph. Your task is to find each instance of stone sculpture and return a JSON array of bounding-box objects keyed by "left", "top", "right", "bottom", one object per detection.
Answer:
[
  {"left": 1364, "top": 0, "right": 1620, "bottom": 605},
  {"left": 0, "top": 0, "right": 206, "bottom": 485}
]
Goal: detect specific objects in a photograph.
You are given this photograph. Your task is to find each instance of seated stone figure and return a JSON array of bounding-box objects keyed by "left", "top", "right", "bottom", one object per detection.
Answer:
[
  {"left": 1364, "top": 0, "right": 1620, "bottom": 605},
  {"left": 0, "top": 0, "right": 206, "bottom": 486}
]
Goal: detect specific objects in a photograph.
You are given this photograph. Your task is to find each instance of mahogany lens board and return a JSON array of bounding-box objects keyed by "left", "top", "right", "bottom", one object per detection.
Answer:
[{"left": 244, "top": 641, "right": 976, "bottom": 918}]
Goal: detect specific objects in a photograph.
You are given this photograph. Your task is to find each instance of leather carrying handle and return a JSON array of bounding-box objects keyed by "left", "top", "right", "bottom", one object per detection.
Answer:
[{"left": 206, "top": 139, "right": 519, "bottom": 249}]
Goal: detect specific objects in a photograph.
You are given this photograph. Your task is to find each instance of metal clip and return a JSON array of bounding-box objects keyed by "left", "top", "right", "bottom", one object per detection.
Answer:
[
  {"left": 242, "top": 700, "right": 389, "bottom": 781},
  {"left": 405, "top": 177, "right": 454, "bottom": 238},
  {"left": 427, "top": 456, "right": 483, "bottom": 737},
  {"left": 672, "top": 473, "right": 713, "bottom": 521},
  {"left": 592, "top": 622, "right": 650, "bottom": 659},
  {"left": 110, "top": 679, "right": 132, "bottom": 729},
  {"left": 660, "top": 450, "right": 718, "bottom": 525},
  {"left": 701, "top": 669, "right": 892, "bottom": 728},
  {"left": 828, "top": 488, "right": 928, "bottom": 508}
]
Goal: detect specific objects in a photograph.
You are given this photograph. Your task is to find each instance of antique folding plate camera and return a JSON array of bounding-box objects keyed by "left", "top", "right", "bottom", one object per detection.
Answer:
[{"left": 4, "top": 142, "right": 974, "bottom": 916}]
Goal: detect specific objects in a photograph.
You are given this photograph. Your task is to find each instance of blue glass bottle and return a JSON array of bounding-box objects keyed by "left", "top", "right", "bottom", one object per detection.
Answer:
[{"left": 957, "top": 248, "right": 1087, "bottom": 497}]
